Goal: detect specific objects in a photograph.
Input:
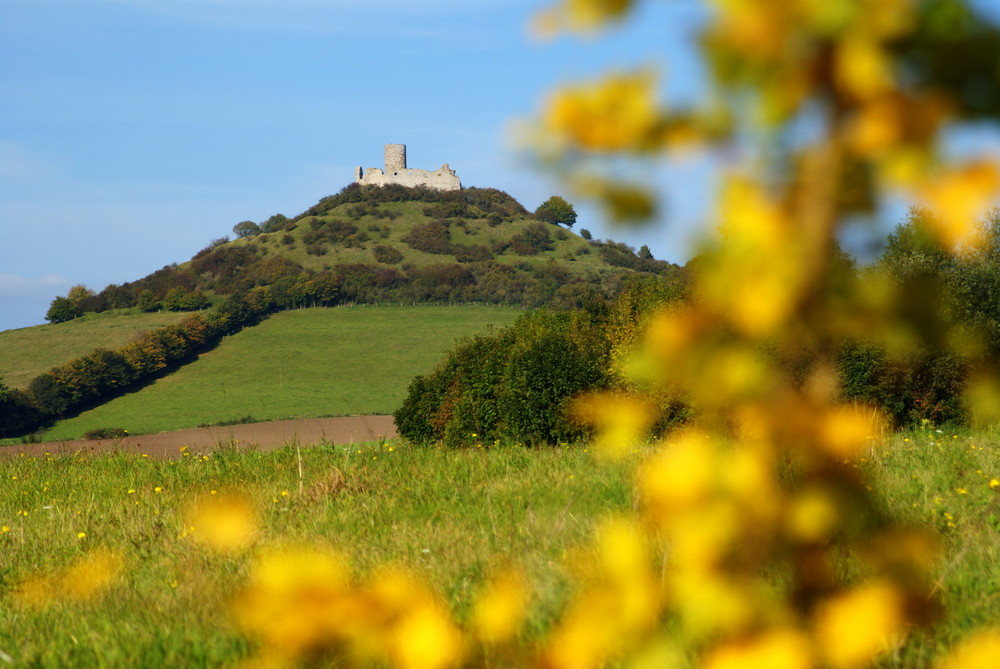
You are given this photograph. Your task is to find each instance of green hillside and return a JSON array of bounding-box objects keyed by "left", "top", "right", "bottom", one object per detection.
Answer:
[
  {"left": 2, "top": 185, "right": 682, "bottom": 441},
  {"left": 0, "top": 310, "right": 199, "bottom": 389},
  {"left": 40, "top": 304, "right": 522, "bottom": 440},
  {"left": 49, "top": 184, "right": 680, "bottom": 319}
]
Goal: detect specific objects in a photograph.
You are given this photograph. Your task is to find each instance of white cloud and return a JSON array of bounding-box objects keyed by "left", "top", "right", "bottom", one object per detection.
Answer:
[{"left": 0, "top": 273, "right": 72, "bottom": 298}]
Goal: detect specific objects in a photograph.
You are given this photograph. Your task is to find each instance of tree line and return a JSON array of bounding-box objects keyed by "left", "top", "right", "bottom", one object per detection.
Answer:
[{"left": 1, "top": 293, "right": 272, "bottom": 438}]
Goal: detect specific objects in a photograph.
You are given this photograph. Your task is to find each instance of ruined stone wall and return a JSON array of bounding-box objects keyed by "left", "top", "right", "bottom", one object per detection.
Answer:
[
  {"left": 355, "top": 165, "right": 461, "bottom": 191},
  {"left": 354, "top": 144, "right": 462, "bottom": 191}
]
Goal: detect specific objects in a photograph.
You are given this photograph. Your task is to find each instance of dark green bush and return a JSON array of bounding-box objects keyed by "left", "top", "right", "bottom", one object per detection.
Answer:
[
  {"left": 373, "top": 245, "right": 404, "bottom": 264},
  {"left": 395, "top": 310, "right": 611, "bottom": 447}
]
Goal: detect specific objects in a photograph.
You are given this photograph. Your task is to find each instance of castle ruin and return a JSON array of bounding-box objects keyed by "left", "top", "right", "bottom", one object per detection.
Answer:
[{"left": 354, "top": 144, "right": 462, "bottom": 191}]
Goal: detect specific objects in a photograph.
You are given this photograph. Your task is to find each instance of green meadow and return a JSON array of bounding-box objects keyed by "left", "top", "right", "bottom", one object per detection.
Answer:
[
  {"left": 0, "top": 310, "right": 197, "bottom": 390},
  {"left": 40, "top": 305, "right": 523, "bottom": 441},
  {"left": 0, "top": 440, "right": 632, "bottom": 666},
  {"left": 0, "top": 428, "right": 997, "bottom": 667}
]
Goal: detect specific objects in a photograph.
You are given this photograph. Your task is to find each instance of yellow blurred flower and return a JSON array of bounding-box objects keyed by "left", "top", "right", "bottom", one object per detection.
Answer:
[
  {"left": 15, "top": 548, "right": 123, "bottom": 608},
  {"left": 235, "top": 546, "right": 352, "bottom": 656},
  {"left": 703, "top": 627, "right": 813, "bottom": 669},
  {"left": 834, "top": 33, "right": 893, "bottom": 101},
  {"left": 571, "top": 392, "right": 655, "bottom": 459},
  {"left": 921, "top": 161, "right": 1000, "bottom": 251},
  {"left": 185, "top": 492, "right": 257, "bottom": 553},
  {"left": 787, "top": 487, "right": 840, "bottom": 543},
  {"left": 638, "top": 431, "right": 714, "bottom": 521},
  {"left": 814, "top": 581, "right": 904, "bottom": 668},
  {"left": 472, "top": 568, "right": 529, "bottom": 645},
  {"left": 389, "top": 602, "right": 464, "bottom": 669},
  {"left": 534, "top": 0, "right": 634, "bottom": 35},
  {"left": 818, "top": 405, "right": 884, "bottom": 458},
  {"left": 934, "top": 629, "right": 1000, "bottom": 669},
  {"left": 543, "top": 71, "right": 661, "bottom": 153}
]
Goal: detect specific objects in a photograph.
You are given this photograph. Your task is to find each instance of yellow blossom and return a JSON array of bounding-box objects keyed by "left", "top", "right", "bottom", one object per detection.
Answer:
[
  {"left": 571, "top": 392, "right": 655, "bottom": 458},
  {"left": 814, "top": 582, "right": 904, "bottom": 668},
  {"left": 934, "top": 629, "right": 1000, "bottom": 669},
  {"left": 185, "top": 492, "right": 257, "bottom": 553},
  {"left": 472, "top": 569, "right": 529, "bottom": 645},
  {"left": 543, "top": 71, "right": 660, "bottom": 153},
  {"left": 703, "top": 627, "right": 813, "bottom": 669}
]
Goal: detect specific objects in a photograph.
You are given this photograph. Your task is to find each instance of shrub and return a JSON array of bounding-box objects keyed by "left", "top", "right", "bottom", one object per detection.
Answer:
[
  {"left": 509, "top": 223, "right": 554, "bottom": 255},
  {"left": 395, "top": 310, "right": 611, "bottom": 447},
  {"left": 373, "top": 245, "right": 404, "bottom": 264},
  {"left": 0, "top": 380, "right": 42, "bottom": 437},
  {"left": 259, "top": 214, "right": 289, "bottom": 233},
  {"left": 403, "top": 221, "right": 452, "bottom": 255},
  {"left": 452, "top": 244, "right": 494, "bottom": 262}
]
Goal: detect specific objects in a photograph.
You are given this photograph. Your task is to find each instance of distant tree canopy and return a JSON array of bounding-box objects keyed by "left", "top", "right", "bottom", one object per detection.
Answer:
[
  {"left": 535, "top": 195, "right": 577, "bottom": 227},
  {"left": 45, "top": 296, "right": 81, "bottom": 324},
  {"left": 233, "top": 220, "right": 261, "bottom": 238}
]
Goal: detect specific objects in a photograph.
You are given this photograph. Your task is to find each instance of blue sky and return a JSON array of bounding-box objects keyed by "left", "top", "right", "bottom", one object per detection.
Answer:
[{"left": 0, "top": 0, "right": 717, "bottom": 331}]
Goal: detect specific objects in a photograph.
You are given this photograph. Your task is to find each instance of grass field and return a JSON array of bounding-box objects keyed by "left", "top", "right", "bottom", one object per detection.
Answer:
[
  {"left": 0, "top": 310, "right": 199, "bottom": 390},
  {"left": 39, "top": 304, "right": 524, "bottom": 441},
  {"left": 0, "top": 428, "right": 997, "bottom": 667},
  {"left": 0, "top": 440, "right": 632, "bottom": 666}
]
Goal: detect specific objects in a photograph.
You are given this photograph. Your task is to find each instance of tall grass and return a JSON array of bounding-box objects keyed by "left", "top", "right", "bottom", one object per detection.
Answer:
[
  {"left": 0, "top": 428, "right": 997, "bottom": 666},
  {"left": 0, "top": 440, "right": 632, "bottom": 666}
]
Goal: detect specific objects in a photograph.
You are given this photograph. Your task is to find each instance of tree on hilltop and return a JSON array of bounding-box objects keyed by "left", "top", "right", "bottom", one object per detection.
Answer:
[
  {"left": 535, "top": 195, "right": 577, "bottom": 227},
  {"left": 233, "top": 220, "right": 261, "bottom": 238},
  {"left": 45, "top": 296, "right": 81, "bottom": 324}
]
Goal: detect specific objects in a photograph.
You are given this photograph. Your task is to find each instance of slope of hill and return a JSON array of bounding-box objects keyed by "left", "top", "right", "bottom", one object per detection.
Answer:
[
  {"left": 38, "top": 304, "right": 522, "bottom": 440},
  {"left": 52, "top": 184, "right": 681, "bottom": 318},
  {"left": 2, "top": 185, "right": 683, "bottom": 441},
  {"left": 0, "top": 310, "right": 199, "bottom": 389}
]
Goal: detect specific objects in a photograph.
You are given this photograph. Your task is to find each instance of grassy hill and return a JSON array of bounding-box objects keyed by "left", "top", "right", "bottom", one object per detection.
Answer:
[
  {"left": 2, "top": 185, "right": 682, "bottom": 441},
  {"left": 39, "top": 304, "right": 523, "bottom": 440},
  {"left": 0, "top": 310, "right": 200, "bottom": 389},
  {"left": 58, "top": 184, "right": 680, "bottom": 318}
]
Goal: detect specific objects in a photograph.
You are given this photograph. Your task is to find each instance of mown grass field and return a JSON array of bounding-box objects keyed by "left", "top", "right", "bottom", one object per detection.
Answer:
[
  {"left": 40, "top": 305, "right": 523, "bottom": 441},
  {"left": 0, "top": 428, "right": 997, "bottom": 667},
  {"left": 0, "top": 310, "right": 199, "bottom": 390}
]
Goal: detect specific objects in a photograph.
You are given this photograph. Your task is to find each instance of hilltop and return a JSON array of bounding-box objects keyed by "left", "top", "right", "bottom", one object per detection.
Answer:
[{"left": 45, "top": 184, "right": 682, "bottom": 321}]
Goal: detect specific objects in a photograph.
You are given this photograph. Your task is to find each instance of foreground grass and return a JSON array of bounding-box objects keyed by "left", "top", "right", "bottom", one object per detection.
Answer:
[
  {"left": 0, "top": 310, "right": 198, "bottom": 390},
  {"left": 859, "top": 425, "right": 1000, "bottom": 665},
  {"left": 0, "top": 427, "right": 997, "bottom": 667},
  {"left": 41, "top": 304, "right": 523, "bottom": 440},
  {"left": 0, "top": 440, "right": 631, "bottom": 666}
]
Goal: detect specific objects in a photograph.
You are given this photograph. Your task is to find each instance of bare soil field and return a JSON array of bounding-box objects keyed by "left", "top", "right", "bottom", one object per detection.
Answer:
[{"left": 0, "top": 415, "right": 397, "bottom": 458}]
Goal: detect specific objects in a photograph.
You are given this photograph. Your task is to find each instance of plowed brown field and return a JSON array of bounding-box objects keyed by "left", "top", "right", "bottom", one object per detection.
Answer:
[{"left": 1, "top": 415, "right": 397, "bottom": 458}]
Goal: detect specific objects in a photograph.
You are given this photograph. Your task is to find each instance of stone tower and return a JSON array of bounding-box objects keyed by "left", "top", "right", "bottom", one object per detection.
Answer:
[
  {"left": 355, "top": 144, "right": 461, "bottom": 191},
  {"left": 384, "top": 144, "right": 407, "bottom": 173}
]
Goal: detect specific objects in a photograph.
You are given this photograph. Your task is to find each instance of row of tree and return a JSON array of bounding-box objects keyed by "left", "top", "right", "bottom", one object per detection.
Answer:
[{"left": 1, "top": 293, "right": 272, "bottom": 437}]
